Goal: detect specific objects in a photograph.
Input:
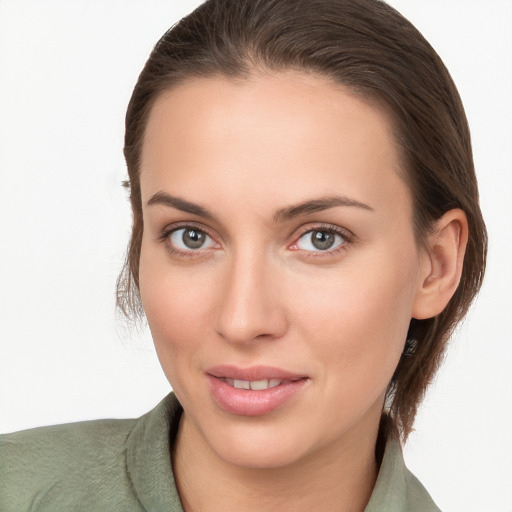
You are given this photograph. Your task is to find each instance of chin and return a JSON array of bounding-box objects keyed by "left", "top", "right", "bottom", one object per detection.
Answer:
[
  {"left": 213, "top": 429, "right": 310, "bottom": 470},
  {"left": 206, "top": 406, "right": 350, "bottom": 471}
]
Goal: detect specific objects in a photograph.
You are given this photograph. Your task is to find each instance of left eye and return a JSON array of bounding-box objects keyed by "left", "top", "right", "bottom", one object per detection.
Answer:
[
  {"left": 168, "top": 228, "right": 216, "bottom": 250},
  {"left": 295, "top": 230, "right": 346, "bottom": 251}
]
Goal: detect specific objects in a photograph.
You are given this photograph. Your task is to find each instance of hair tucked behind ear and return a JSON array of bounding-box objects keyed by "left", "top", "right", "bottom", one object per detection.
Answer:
[{"left": 118, "top": 0, "right": 487, "bottom": 440}]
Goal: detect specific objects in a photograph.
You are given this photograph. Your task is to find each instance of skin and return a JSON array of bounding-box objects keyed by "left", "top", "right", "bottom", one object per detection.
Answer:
[{"left": 138, "top": 70, "right": 467, "bottom": 511}]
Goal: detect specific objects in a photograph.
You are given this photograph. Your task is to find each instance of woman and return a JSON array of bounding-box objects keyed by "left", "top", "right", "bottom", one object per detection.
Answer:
[{"left": 0, "top": 0, "right": 488, "bottom": 510}]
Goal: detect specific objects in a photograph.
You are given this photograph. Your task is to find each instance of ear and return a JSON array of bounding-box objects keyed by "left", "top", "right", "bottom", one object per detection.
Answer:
[{"left": 412, "top": 209, "right": 469, "bottom": 320}]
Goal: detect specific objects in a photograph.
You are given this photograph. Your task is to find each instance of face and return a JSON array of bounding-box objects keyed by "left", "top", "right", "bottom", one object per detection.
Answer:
[{"left": 138, "top": 71, "right": 429, "bottom": 469}]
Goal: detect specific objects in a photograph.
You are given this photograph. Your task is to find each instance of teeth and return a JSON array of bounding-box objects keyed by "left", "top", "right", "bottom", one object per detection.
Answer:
[
  {"left": 233, "top": 379, "right": 251, "bottom": 389},
  {"left": 250, "top": 379, "right": 269, "bottom": 390},
  {"left": 268, "top": 379, "right": 281, "bottom": 388},
  {"left": 230, "top": 378, "right": 283, "bottom": 390}
]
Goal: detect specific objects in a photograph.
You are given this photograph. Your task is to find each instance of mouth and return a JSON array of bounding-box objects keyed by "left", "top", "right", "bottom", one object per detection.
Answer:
[
  {"left": 221, "top": 377, "right": 303, "bottom": 390},
  {"left": 206, "top": 365, "right": 309, "bottom": 416},
  {"left": 206, "top": 364, "right": 307, "bottom": 382}
]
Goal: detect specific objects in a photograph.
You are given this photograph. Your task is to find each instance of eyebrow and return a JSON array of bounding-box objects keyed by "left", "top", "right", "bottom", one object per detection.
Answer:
[
  {"left": 147, "top": 191, "right": 214, "bottom": 219},
  {"left": 146, "top": 191, "right": 373, "bottom": 222},
  {"left": 273, "top": 196, "right": 373, "bottom": 222}
]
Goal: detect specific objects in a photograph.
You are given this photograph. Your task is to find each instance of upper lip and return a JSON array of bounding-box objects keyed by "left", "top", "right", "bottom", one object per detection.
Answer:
[{"left": 206, "top": 365, "right": 307, "bottom": 381}]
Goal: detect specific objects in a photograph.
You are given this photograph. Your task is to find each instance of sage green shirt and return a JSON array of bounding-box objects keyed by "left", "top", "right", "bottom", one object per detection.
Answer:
[{"left": 0, "top": 393, "right": 440, "bottom": 511}]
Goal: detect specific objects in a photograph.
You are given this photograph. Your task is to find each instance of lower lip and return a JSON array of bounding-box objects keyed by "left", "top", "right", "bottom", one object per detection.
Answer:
[{"left": 207, "top": 375, "right": 309, "bottom": 416}]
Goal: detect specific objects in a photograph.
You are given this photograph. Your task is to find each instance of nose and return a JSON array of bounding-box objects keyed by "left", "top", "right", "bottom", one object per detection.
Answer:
[{"left": 214, "top": 251, "right": 288, "bottom": 345}]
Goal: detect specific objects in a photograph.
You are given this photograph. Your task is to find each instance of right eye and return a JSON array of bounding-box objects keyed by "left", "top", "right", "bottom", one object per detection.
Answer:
[{"left": 168, "top": 227, "right": 217, "bottom": 251}]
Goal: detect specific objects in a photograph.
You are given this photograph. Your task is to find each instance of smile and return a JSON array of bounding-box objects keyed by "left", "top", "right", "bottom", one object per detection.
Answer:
[
  {"left": 206, "top": 366, "right": 309, "bottom": 416},
  {"left": 224, "top": 378, "right": 285, "bottom": 390}
]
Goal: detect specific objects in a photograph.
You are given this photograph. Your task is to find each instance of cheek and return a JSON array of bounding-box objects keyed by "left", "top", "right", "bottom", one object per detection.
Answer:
[
  {"left": 289, "top": 254, "right": 419, "bottom": 383},
  {"left": 138, "top": 244, "right": 212, "bottom": 382},
  {"left": 139, "top": 233, "right": 211, "bottom": 324}
]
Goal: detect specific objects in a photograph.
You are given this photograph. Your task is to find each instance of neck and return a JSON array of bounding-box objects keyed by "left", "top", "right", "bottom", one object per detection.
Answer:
[{"left": 172, "top": 413, "right": 380, "bottom": 512}]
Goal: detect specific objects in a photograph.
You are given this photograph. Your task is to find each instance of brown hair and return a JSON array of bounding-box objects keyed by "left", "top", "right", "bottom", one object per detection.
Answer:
[{"left": 118, "top": 0, "right": 487, "bottom": 440}]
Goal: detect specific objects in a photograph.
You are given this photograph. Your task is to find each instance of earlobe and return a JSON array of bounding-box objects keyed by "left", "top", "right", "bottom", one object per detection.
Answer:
[{"left": 412, "top": 209, "right": 468, "bottom": 320}]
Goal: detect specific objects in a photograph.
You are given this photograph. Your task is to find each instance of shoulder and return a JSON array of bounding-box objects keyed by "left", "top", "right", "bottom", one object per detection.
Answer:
[
  {"left": 403, "top": 467, "right": 442, "bottom": 512},
  {"left": 1, "top": 393, "right": 183, "bottom": 511},
  {"left": 365, "top": 438, "right": 442, "bottom": 512},
  {"left": 0, "top": 416, "right": 139, "bottom": 510}
]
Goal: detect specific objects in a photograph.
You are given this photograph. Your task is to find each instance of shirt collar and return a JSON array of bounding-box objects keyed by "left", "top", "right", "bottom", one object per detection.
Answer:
[
  {"left": 126, "top": 393, "right": 183, "bottom": 511},
  {"left": 126, "top": 393, "right": 439, "bottom": 512}
]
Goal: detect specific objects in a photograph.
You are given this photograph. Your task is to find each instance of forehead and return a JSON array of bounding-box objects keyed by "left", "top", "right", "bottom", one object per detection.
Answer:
[{"left": 140, "top": 71, "right": 410, "bottom": 219}]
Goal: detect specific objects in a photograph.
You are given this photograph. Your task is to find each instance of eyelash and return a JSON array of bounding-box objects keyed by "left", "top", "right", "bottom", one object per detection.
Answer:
[
  {"left": 157, "top": 222, "right": 354, "bottom": 259},
  {"left": 291, "top": 224, "right": 354, "bottom": 258},
  {"left": 158, "top": 222, "right": 218, "bottom": 259}
]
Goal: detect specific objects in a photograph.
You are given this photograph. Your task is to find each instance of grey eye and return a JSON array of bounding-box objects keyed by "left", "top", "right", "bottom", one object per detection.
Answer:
[
  {"left": 169, "top": 228, "right": 215, "bottom": 250},
  {"left": 296, "top": 230, "right": 345, "bottom": 251}
]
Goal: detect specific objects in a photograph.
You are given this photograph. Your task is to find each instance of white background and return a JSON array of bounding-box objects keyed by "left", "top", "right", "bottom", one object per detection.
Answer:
[{"left": 0, "top": 1, "right": 511, "bottom": 511}]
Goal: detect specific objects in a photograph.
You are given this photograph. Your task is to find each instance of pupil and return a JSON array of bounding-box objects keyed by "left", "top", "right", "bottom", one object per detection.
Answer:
[
  {"left": 183, "top": 229, "right": 205, "bottom": 249},
  {"left": 312, "top": 231, "right": 334, "bottom": 250}
]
